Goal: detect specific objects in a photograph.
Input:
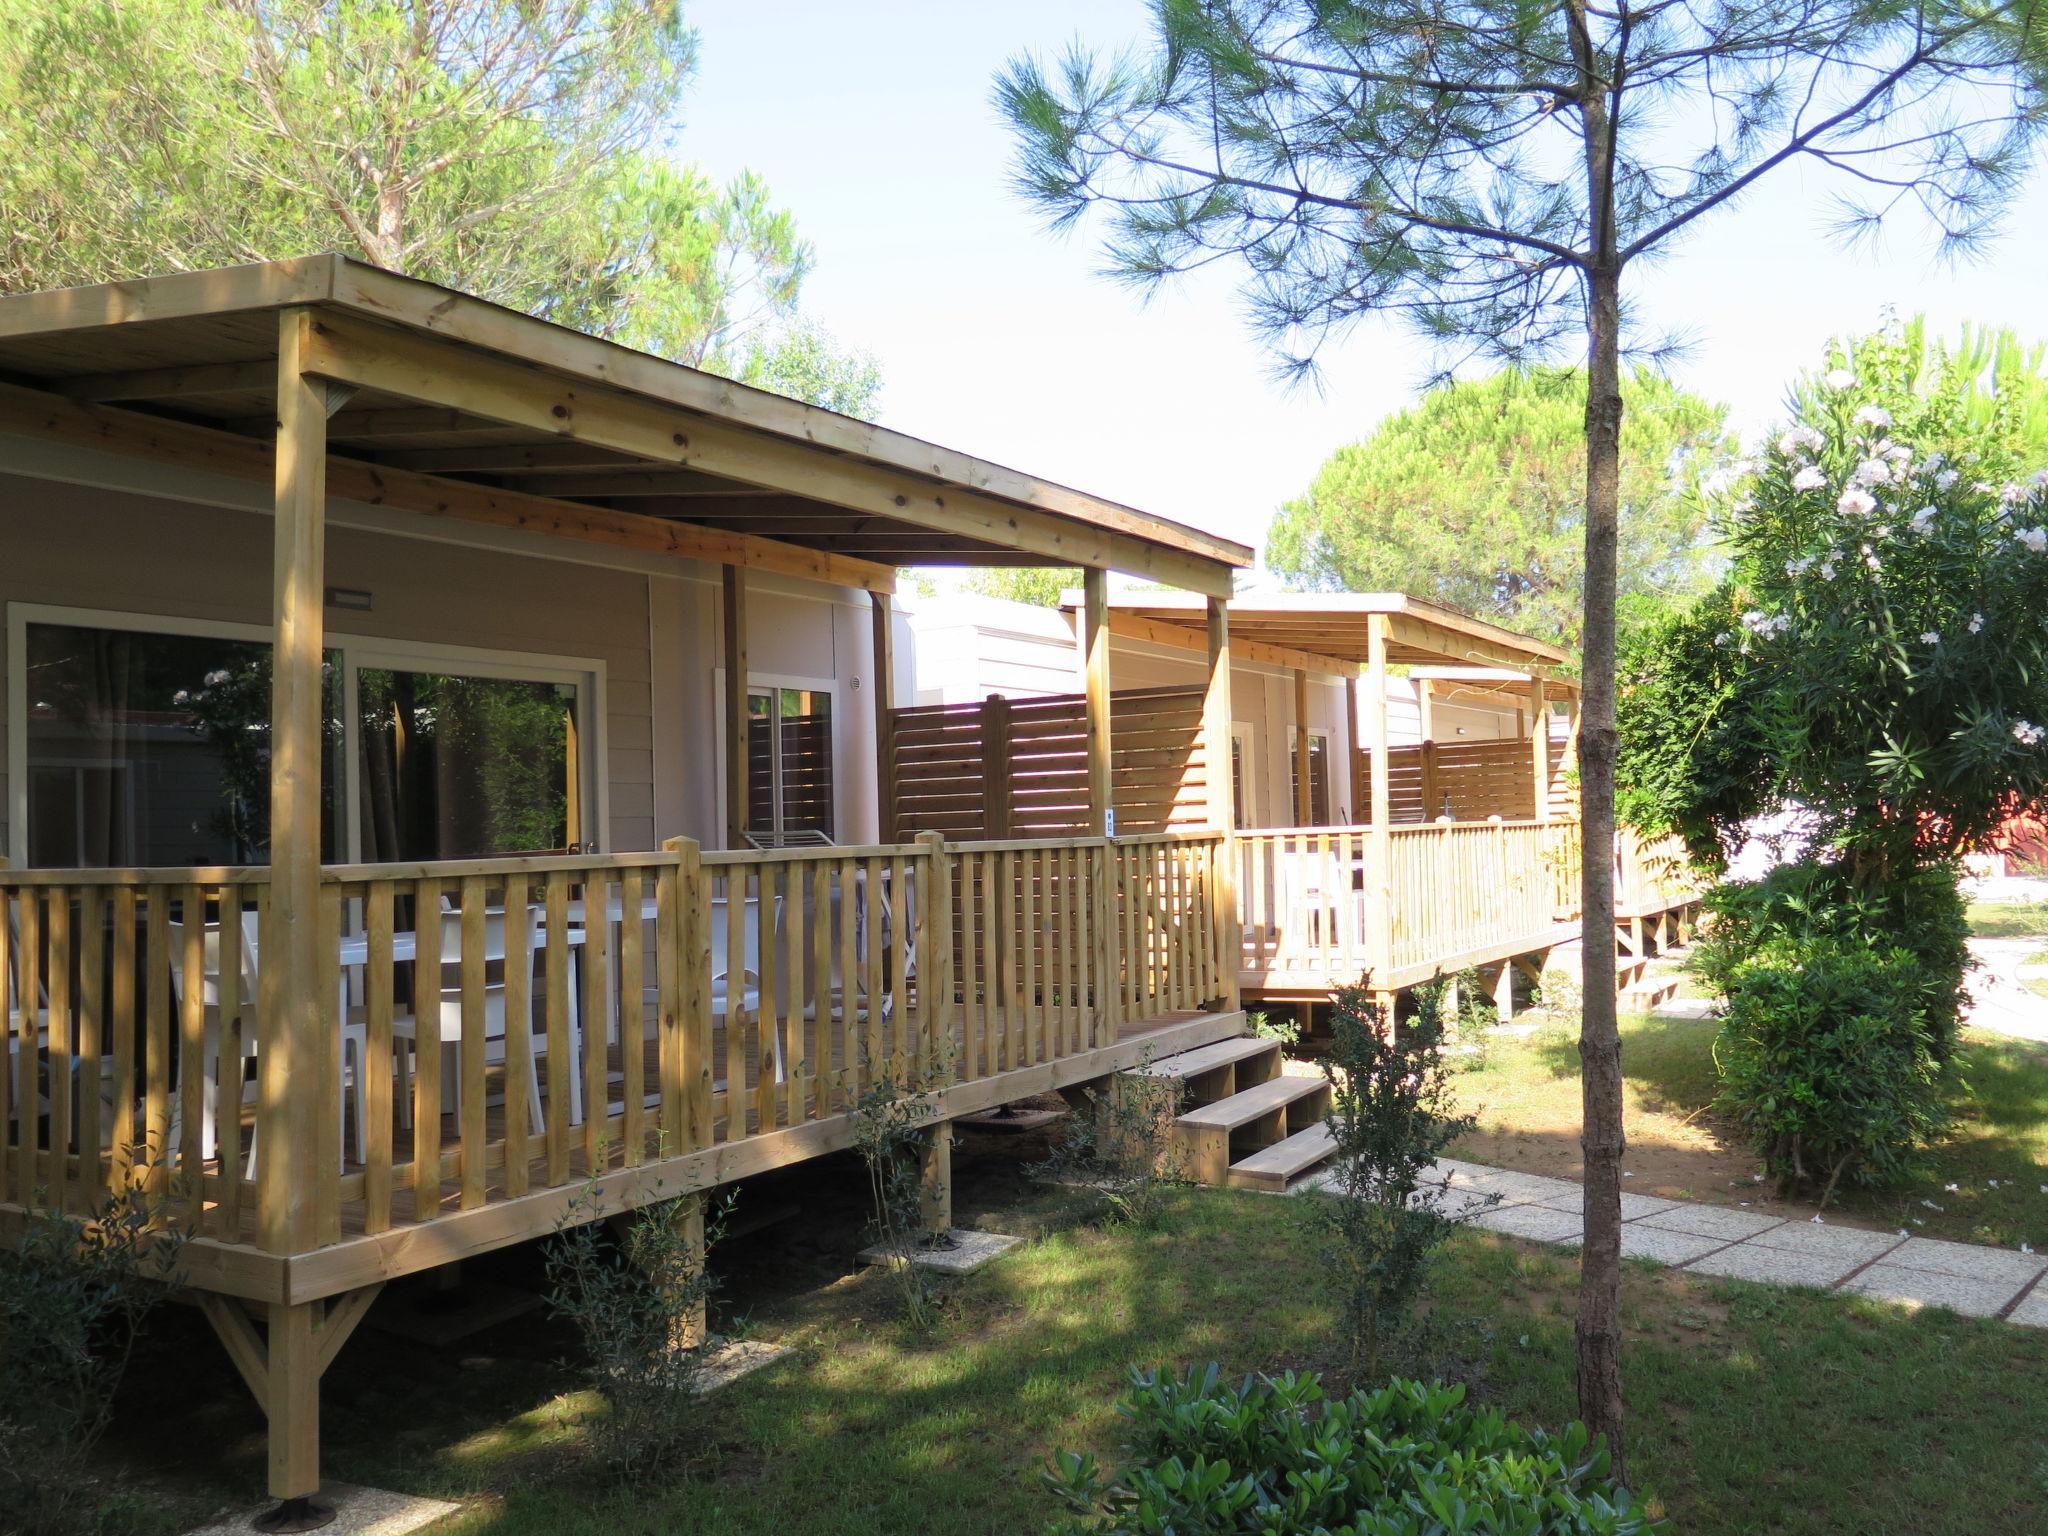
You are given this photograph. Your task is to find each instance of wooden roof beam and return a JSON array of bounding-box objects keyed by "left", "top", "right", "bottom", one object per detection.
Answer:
[
  {"left": 0, "top": 379, "right": 896, "bottom": 594},
  {"left": 297, "top": 310, "right": 1239, "bottom": 597},
  {"left": 57, "top": 359, "right": 278, "bottom": 403},
  {"left": 1096, "top": 608, "right": 1354, "bottom": 677}
]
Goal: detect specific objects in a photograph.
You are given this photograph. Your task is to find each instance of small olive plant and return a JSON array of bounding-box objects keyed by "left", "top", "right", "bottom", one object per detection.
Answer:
[
  {"left": 1031, "top": 1048, "right": 1187, "bottom": 1229},
  {"left": 1316, "top": 978, "right": 1487, "bottom": 1378},
  {"left": 849, "top": 1047, "right": 953, "bottom": 1330},
  {"left": 0, "top": 1175, "right": 183, "bottom": 1536},
  {"left": 542, "top": 1178, "right": 732, "bottom": 1479}
]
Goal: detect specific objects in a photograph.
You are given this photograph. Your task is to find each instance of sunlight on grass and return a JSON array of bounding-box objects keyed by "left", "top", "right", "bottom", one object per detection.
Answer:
[{"left": 1968, "top": 901, "right": 2048, "bottom": 939}]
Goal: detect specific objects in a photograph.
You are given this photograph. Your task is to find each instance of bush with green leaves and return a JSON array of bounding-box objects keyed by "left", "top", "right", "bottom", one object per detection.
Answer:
[
  {"left": 543, "top": 1187, "right": 726, "bottom": 1479},
  {"left": 1317, "top": 980, "right": 1477, "bottom": 1377},
  {"left": 1034, "top": 1049, "right": 1187, "bottom": 1229},
  {"left": 848, "top": 1054, "right": 950, "bottom": 1329},
  {"left": 1043, "top": 1366, "right": 1656, "bottom": 1535},
  {"left": 1, "top": 1183, "right": 180, "bottom": 1535}
]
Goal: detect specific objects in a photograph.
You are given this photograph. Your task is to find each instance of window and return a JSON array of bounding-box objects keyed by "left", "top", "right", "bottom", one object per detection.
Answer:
[
  {"left": 13, "top": 610, "right": 600, "bottom": 868},
  {"left": 22, "top": 621, "right": 340, "bottom": 866},
  {"left": 746, "top": 684, "right": 834, "bottom": 839},
  {"left": 356, "top": 667, "right": 583, "bottom": 862},
  {"left": 1229, "top": 722, "right": 1255, "bottom": 828},
  {"left": 1289, "top": 729, "right": 1332, "bottom": 827}
]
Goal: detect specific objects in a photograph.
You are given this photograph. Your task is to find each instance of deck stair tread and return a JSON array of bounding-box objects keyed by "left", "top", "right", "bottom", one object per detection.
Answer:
[
  {"left": 1178, "top": 1073, "right": 1327, "bottom": 1130},
  {"left": 1129, "top": 1036, "right": 1278, "bottom": 1079},
  {"left": 1226, "top": 1122, "right": 1336, "bottom": 1191}
]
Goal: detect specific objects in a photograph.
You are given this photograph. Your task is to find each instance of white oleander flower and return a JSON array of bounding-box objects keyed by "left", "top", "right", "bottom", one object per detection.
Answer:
[
  {"left": 1936, "top": 469, "right": 1960, "bottom": 491},
  {"left": 1920, "top": 631, "right": 1940, "bottom": 645},
  {"left": 1910, "top": 505, "right": 1938, "bottom": 535},
  {"left": 1780, "top": 424, "right": 1826, "bottom": 455},
  {"left": 203, "top": 669, "right": 230, "bottom": 687},
  {"left": 1825, "top": 368, "right": 1857, "bottom": 390},
  {"left": 1818, "top": 560, "right": 1837, "bottom": 581},
  {"left": 1969, "top": 612, "right": 1985, "bottom": 634},
  {"left": 1851, "top": 458, "right": 1892, "bottom": 488},
  {"left": 1838, "top": 487, "right": 1877, "bottom": 517},
  {"left": 1884, "top": 444, "right": 1913, "bottom": 465},
  {"left": 2015, "top": 527, "right": 2048, "bottom": 554},
  {"left": 2003, "top": 482, "right": 2030, "bottom": 507},
  {"left": 1853, "top": 404, "right": 1892, "bottom": 429},
  {"left": 1792, "top": 465, "right": 1828, "bottom": 492},
  {"left": 2014, "top": 720, "right": 2045, "bottom": 748}
]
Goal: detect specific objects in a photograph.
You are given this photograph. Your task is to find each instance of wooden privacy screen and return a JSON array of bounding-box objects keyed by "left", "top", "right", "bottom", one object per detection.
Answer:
[
  {"left": 888, "top": 686, "right": 1208, "bottom": 842},
  {"left": 1351, "top": 736, "right": 1575, "bottom": 825}
]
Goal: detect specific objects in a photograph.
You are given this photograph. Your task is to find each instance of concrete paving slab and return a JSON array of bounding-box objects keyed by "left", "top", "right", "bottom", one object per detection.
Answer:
[
  {"left": 1649, "top": 997, "right": 1719, "bottom": 1020},
  {"left": 1843, "top": 1262, "right": 2024, "bottom": 1318},
  {"left": 1473, "top": 1203, "right": 1583, "bottom": 1246},
  {"left": 1619, "top": 1224, "right": 1726, "bottom": 1265},
  {"left": 1416, "top": 1184, "right": 1504, "bottom": 1222},
  {"left": 857, "top": 1228, "right": 1022, "bottom": 1275},
  {"left": 1446, "top": 1167, "right": 1582, "bottom": 1207},
  {"left": 1686, "top": 1242, "right": 1861, "bottom": 1290},
  {"left": 1528, "top": 1186, "right": 1681, "bottom": 1221},
  {"left": 1636, "top": 1204, "right": 1785, "bottom": 1241},
  {"left": 187, "top": 1484, "right": 457, "bottom": 1536},
  {"left": 1741, "top": 1222, "right": 1903, "bottom": 1266},
  {"left": 695, "top": 1339, "right": 792, "bottom": 1393},
  {"left": 2005, "top": 1285, "right": 2048, "bottom": 1329},
  {"left": 1882, "top": 1237, "right": 2047, "bottom": 1289}
]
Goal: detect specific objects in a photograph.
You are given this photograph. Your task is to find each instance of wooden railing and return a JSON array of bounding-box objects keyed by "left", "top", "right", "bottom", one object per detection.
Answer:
[
  {"left": 1, "top": 831, "right": 1228, "bottom": 1253},
  {"left": 1235, "top": 820, "right": 1578, "bottom": 989},
  {"left": 1615, "top": 828, "right": 1701, "bottom": 916}
]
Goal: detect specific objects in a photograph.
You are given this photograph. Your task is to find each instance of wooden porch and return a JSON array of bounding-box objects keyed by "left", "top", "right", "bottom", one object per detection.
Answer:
[{"left": 0, "top": 256, "right": 1254, "bottom": 1512}]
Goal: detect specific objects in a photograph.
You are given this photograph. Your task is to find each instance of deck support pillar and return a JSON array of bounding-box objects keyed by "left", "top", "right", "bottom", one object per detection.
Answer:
[
  {"left": 1494, "top": 960, "right": 1515, "bottom": 1023},
  {"left": 871, "top": 592, "right": 896, "bottom": 842},
  {"left": 670, "top": 1192, "right": 708, "bottom": 1350},
  {"left": 1292, "top": 668, "right": 1312, "bottom": 824},
  {"left": 723, "top": 565, "right": 749, "bottom": 849},
  {"left": 1529, "top": 675, "right": 1550, "bottom": 822},
  {"left": 1083, "top": 568, "right": 1112, "bottom": 837},
  {"left": 1365, "top": 617, "right": 1392, "bottom": 987},
  {"left": 1203, "top": 596, "right": 1239, "bottom": 1009},
  {"left": 918, "top": 1119, "right": 953, "bottom": 1238}
]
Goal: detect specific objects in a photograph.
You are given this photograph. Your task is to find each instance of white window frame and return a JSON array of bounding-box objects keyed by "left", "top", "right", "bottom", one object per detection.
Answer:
[
  {"left": 7, "top": 602, "right": 607, "bottom": 865},
  {"left": 1287, "top": 726, "right": 1333, "bottom": 826},
  {"left": 1229, "top": 720, "right": 1256, "bottom": 829},
  {"left": 712, "top": 667, "right": 840, "bottom": 840}
]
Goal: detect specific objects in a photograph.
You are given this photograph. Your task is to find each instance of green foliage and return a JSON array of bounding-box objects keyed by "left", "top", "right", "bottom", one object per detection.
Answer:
[
  {"left": 1034, "top": 1054, "right": 1187, "bottom": 1229},
  {"left": 1269, "top": 366, "right": 1735, "bottom": 658},
  {"left": 849, "top": 1055, "right": 948, "bottom": 1329},
  {"left": 1703, "top": 912, "right": 1951, "bottom": 1204},
  {"left": 1043, "top": 1367, "right": 1654, "bottom": 1535},
  {"left": 960, "top": 567, "right": 1081, "bottom": 609},
  {"left": 1317, "top": 982, "right": 1476, "bottom": 1377},
  {"left": 1, "top": 1184, "right": 181, "bottom": 1535},
  {"left": 0, "top": 0, "right": 877, "bottom": 412},
  {"left": 542, "top": 1187, "right": 727, "bottom": 1479}
]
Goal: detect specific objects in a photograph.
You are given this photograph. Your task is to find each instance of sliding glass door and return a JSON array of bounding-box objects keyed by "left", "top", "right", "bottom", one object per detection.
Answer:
[{"left": 13, "top": 610, "right": 597, "bottom": 868}]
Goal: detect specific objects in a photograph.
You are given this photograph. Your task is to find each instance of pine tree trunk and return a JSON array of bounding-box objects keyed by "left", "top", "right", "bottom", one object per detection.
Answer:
[{"left": 1577, "top": 256, "right": 1627, "bottom": 1484}]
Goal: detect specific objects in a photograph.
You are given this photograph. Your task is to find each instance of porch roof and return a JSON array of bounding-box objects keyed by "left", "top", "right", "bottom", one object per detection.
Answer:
[
  {"left": 1064, "top": 590, "right": 1569, "bottom": 678},
  {"left": 0, "top": 255, "right": 1251, "bottom": 597}
]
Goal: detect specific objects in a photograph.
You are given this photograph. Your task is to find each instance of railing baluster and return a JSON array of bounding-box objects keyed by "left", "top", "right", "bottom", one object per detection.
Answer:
[
  {"left": 583, "top": 871, "right": 612, "bottom": 1167},
  {"left": 364, "top": 881, "right": 395, "bottom": 1232},
  {"left": 501, "top": 872, "right": 531, "bottom": 1197},
  {"left": 459, "top": 875, "right": 488, "bottom": 1210},
  {"left": 76, "top": 888, "right": 103, "bottom": 1207},
  {"left": 810, "top": 859, "right": 830, "bottom": 1119},
  {"left": 620, "top": 867, "right": 645, "bottom": 1165},
  {"left": 412, "top": 875, "right": 442, "bottom": 1222},
  {"left": 754, "top": 865, "right": 778, "bottom": 1133},
  {"left": 543, "top": 871, "right": 571, "bottom": 1185}
]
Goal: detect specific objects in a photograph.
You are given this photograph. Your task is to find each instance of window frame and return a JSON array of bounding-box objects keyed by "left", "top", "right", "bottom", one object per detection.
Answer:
[
  {"left": 7, "top": 601, "right": 607, "bottom": 866},
  {"left": 1287, "top": 725, "right": 1333, "bottom": 827},
  {"left": 715, "top": 666, "right": 840, "bottom": 841}
]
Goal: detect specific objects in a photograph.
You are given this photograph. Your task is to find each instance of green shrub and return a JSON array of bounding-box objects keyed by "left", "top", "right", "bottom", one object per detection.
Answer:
[
  {"left": 1033, "top": 1050, "right": 1187, "bottom": 1229},
  {"left": 1710, "top": 925, "right": 1950, "bottom": 1201},
  {"left": 0, "top": 1183, "right": 180, "bottom": 1535},
  {"left": 1044, "top": 1366, "right": 1656, "bottom": 1535},
  {"left": 1317, "top": 981, "right": 1477, "bottom": 1376}
]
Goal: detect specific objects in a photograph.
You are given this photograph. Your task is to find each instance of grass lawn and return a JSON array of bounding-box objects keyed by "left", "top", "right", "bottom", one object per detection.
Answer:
[
  {"left": 1453, "top": 1012, "right": 2048, "bottom": 1248},
  {"left": 86, "top": 1145, "right": 2048, "bottom": 1536},
  {"left": 1966, "top": 899, "right": 2048, "bottom": 938}
]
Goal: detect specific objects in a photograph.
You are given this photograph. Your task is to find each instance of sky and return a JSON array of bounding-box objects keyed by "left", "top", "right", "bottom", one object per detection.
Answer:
[{"left": 673, "top": 1, "right": 2048, "bottom": 564}]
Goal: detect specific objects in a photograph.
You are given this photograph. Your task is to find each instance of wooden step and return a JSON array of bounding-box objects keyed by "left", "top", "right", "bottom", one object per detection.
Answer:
[
  {"left": 1175, "top": 1075, "right": 1331, "bottom": 1185},
  {"left": 1226, "top": 1121, "right": 1336, "bottom": 1193},
  {"left": 1129, "top": 1035, "right": 1281, "bottom": 1104}
]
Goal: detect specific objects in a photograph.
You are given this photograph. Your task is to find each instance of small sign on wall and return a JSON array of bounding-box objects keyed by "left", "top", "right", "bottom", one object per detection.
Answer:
[{"left": 1105, "top": 807, "right": 1116, "bottom": 838}]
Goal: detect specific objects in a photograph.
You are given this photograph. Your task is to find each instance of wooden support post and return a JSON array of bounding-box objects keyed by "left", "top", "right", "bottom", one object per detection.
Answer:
[
  {"left": 258, "top": 307, "right": 327, "bottom": 1283},
  {"left": 1530, "top": 675, "right": 1551, "bottom": 822},
  {"left": 1083, "top": 568, "right": 1112, "bottom": 838},
  {"left": 1417, "top": 677, "right": 1435, "bottom": 742},
  {"left": 919, "top": 1119, "right": 953, "bottom": 1238},
  {"left": 1292, "top": 668, "right": 1312, "bottom": 825},
  {"left": 871, "top": 591, "right": 897, "bottom": 843},
  {"left": 723, "top": 565, "right": 748, "bottom": 849},
  {"left": 984, "top": 694, "right": 1014, "bottom": 840},
  {"left": 1203, "top": 596, "right": 1240, "bottom": 1009},
  {"left": 1494, "top": 960, "right": 1516, "bottom": 1022},
  {"left": 1344, "top": 672, "right": 1362, "bottom": 823},
  {"left": 671, "top": 1192, "right": 708, "bottom": 1349},
  {"left": 1366, "top": 623, "right": 1393, "bottom": 984}
]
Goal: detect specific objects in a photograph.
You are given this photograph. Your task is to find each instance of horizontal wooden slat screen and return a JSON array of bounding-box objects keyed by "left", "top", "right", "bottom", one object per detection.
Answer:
[
  {"left": 1353, "top": 736, "right": 1574, "bottom": 825},
  {"left": 888, "top": 686, "right": 1208, "bottom": 842}
]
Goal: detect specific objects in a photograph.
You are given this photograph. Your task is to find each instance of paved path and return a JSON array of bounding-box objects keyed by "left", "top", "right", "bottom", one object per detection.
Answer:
[
  {"left": 1965, "top": 936, "right": 2048, "bottom": 1042},
  {"left": 1406, "top": 1158, "right": 2048, "bottom": 1325}
]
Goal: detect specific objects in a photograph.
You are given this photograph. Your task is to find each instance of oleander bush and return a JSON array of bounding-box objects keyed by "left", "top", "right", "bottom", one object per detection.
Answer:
[{"left": 1043, "top": 1366, "right": 1656, "bottom": 1535}]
